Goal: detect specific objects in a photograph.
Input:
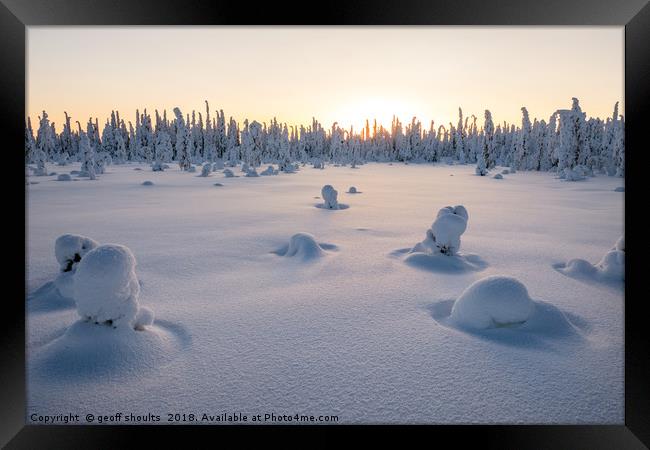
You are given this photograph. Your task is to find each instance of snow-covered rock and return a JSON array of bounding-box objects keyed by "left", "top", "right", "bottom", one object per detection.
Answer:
[
  {"left": 450, "top": 276, "right": 535, "bottom": 329},
  {"left": 493, "top": 173, "right": 503, "bottom": 179},
  {"left": 57, "top": 174, "right": 72, "bottom": 181},
  {"left": 73, "top": 244, "right": 142, "bottom": 328},
  {"left": 348, "top": 186, "right": 359, "bottom": 193},
  {"left": 55, "top": 234, "right": 99, "bottom": 273},
  {"left": 142, "top": 180, "right": 154, "bottom": 186},
  {"left": 321, "top": 185, "right": 339, "bottom": 209}
]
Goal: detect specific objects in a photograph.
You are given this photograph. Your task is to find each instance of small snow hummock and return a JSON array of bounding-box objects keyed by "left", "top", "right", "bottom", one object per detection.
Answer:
[
  {"left": 347, "top": 186, "right": 360, "bottom": 194},
  {"left": 151, "top": 161, "right": 165, "bottom": 172},
  {"left": 274, "top": 233, "right": 326, "bottom": 260},
  {"left": 411, "top": 205, "right": 468, "bottom": 256},
  {"left": 73, "top": 244, "right": 153, "bottom": 330},
  {"left": 57, "top": 174, "right": 72, "bottom": 181},
  {"left": 245, "top": 167, "right": 259, "bottom": 177},
  {"left": 321, "top": 185, "right": 339, "bottom": 209},
  {"left": 199, "top": 163, "right": 212, "bottom": 177},
  {"left": 501, "top": 169, "right": 510, "bottom": 174},
  {"left": 450, "top": 276, "right": 535, "bottom": 329},
  {"left": 260, "top": 166, "right": 278, "bottom": 176},
  {"left": 214, "top": 183, "right": 224, "bottom": 187},
  {"left": 142, "top": 180, "right": 154, "bottom": 186},
  {"left": 493, "top": 173, "right": 503, "bottom": 179},
  {"left": 557, "top": 236, "right": 625, "bottom": 281},
  {"left": 223, "top": 168, "right": 235, "bottom": 178}
]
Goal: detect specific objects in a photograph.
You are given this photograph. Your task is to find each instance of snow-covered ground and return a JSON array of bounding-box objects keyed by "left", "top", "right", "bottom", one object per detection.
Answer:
[{"left": 26, "top": 162, "right": 624, "bottom": 424}]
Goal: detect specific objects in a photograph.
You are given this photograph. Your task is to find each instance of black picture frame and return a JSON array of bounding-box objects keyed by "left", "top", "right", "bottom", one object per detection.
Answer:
[{"left": 3, "top": 0, "right": 649, "bottom": 447}]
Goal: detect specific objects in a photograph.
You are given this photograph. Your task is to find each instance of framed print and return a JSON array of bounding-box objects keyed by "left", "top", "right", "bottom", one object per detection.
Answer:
[{"left": 2, "top": 0, "right": 649, "bottom": 447}]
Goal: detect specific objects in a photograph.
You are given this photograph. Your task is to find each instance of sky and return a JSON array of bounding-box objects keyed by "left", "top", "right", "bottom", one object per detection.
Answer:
[{"left": 27, "top": 27, "right": 624, "bottom": 132}]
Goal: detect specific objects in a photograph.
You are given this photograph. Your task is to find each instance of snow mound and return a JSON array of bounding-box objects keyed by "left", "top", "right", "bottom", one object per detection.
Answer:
[
  {"left": 188, "top": 165, "right": 197, "bottom": 173},
  {"left": 213, "top": 183, "right": 224, "bottom": 187},
  {"left": 273, "top": 233, "right": 334, "bottom": 261},
  {"left": 56, "top": 174, "right": 72, "bottom": 181},
  {"left": 29, "top": 319, "right": 189, "bottom": 380},
  {"left": 614, "top": 186, "right": 624, "bottom": 192},
  {"left": 55, "top": 234, "right": 99, "bottom": 273},
  {"left": 561, "top": 167, "right": 586, "bottom": 181},
  {"left": 493, "top": 173, "right": 503, "bottom": 179},
  {"left": 199, "top": 163, "right": 212, "bottom": 177},
  {"left": 133, "top": 168, "right": 142, "bottom": 171},
  {"left": 501, "top": 169, "right": 510, "bottom": 174},
  {"left": 245, "top": 167, "right": 259, "bottom": 177},
  {"left": 260, "top": 166, "right": 278, "bottom": 176},
  {"left": 316, "top": 185, "right": 348, "bottom": 210},
  {"left": 450, "top": 276, "right": 535, "bottom": 329},
  {"left": 223, "top": 168, "right": 235, "bottom": 178},
  {"left": 141, "top": 180, "right": 154, "bottom": 186},
  {"left": 555, "top": 236, "right": 624, "bottom": 283},
  {"left": 134, "top": 306, "right": 155, "bottom": 331},
  {"left": 347, "top": 186, "right": 361, "bottom": 194},
  {"left": 53, "top": 272, "right": 76, "bottom": 299},
  {"left": 73, "top": 244, "right": 148, "bottom": 328}
]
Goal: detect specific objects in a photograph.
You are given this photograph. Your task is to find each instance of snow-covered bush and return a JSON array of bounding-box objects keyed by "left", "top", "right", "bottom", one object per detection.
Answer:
[
  {"left": 73, "top": 244, "right": 151, "bottom": 329},
  {"left": 245, "top": 167, "right": 259, "bottom": 177},
  {"left": 53, "top": 234, "right": 100, "bottom": 299},
  {"left": 223, "top": 168, "right": 235, "bottom": 178},
  {"left": 199, "top": 163, "right": 212, "bottom": 177},
  {"left": 55, "top": 234, "right": 99, "bottom": 274},
  {"left": 411, "top": 205, "right": 468, "bottom": 256},
  {"left": 260, "top": 165, "right": 277, "bottom": 176},
  {"left": 450, "top": 276, "right": 535, "bottom": 329},
  {"left": 151, "top": 161, "right": 165, "bottom": 172},
  {"left": 321, "top": 185, "right": 339, "bottom": 209}
]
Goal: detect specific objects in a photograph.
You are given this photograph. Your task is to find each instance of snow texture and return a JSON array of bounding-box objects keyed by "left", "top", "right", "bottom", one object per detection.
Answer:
[{"left": 26, "top": 162, "right": 623, "bottom": 424}]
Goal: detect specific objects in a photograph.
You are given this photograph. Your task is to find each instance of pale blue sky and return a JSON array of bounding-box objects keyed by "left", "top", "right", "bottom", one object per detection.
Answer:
[{"left": 27, "top": 26, "right": 624, "bottom": 131}]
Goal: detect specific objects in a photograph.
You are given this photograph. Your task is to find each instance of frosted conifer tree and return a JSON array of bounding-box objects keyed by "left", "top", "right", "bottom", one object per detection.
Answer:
[{"left": 173, "top": 107, "right": 192, "bottom": 170}]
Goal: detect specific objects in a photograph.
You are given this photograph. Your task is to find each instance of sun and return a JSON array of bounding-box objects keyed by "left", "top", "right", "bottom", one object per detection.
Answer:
[{"left": 334, "top": 97, "right": 418, "bottom": 136}]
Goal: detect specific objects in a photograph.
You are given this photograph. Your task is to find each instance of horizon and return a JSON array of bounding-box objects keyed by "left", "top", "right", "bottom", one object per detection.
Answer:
[{"left": 27, "top": 26, "right": 624, "bottom": 131}]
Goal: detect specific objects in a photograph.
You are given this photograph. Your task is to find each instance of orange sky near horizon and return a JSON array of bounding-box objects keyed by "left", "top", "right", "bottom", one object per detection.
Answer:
[{"left": 27, "top": 26, "right": 624, "bottom": 132}]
